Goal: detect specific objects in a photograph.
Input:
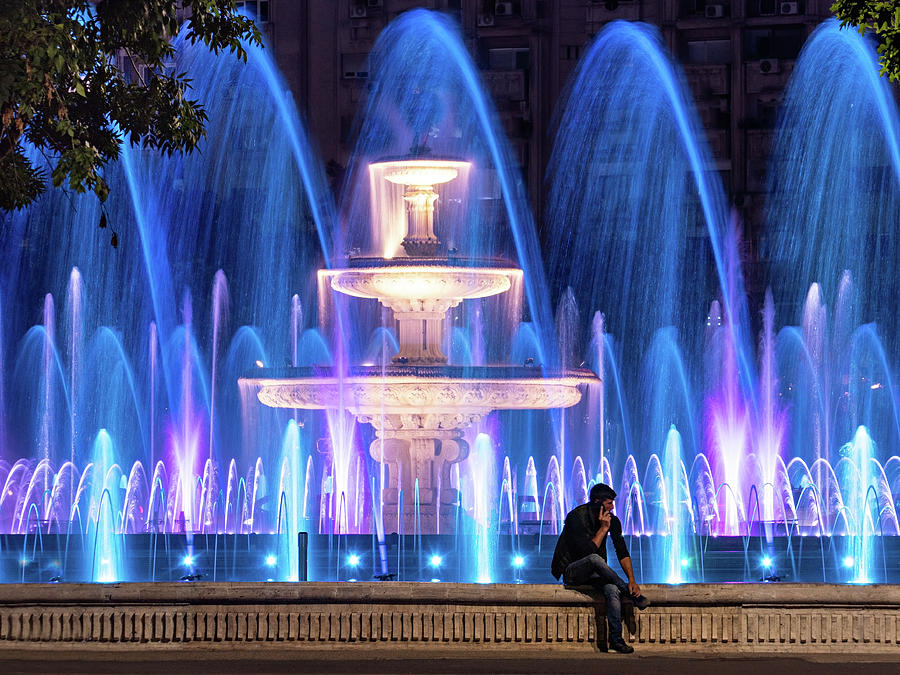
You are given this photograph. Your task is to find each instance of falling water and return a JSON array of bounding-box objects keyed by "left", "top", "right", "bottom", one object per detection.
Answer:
[{"left": 1, "top": 11, "right": 900, "bottom": 584}]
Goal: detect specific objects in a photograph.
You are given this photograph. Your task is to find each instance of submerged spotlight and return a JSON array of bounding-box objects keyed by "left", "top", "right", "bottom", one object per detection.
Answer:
[
  {"left": 843, "top": 556, "right": 855, "bottom": 568},
  {"left": 512, "top": 555, "right": 525, "bottom": 568},
  {"left": 761, "top": 556, "right": 772, "bottom": 568},
  {"left": 680, "top": 558, "right": 689, "bottom": 568},
  {"left": 265, "top": 555, "right": 277, "bottom": 567},
  {"left": 348, "top": 554, "right": 360, "bottom": 567},
  {"left": 430, "top": 554, "right": 443, "bottom": 567},
  {"left": 182, "top": 555, "right": 194, "bottom": 567}
]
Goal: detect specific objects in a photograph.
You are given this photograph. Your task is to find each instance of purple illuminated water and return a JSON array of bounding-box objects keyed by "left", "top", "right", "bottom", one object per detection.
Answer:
[{"left": 1, "top": 14, "right": 899, "bottom": 583}]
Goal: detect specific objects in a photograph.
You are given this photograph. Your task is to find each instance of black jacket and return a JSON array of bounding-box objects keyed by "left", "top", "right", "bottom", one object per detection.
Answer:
[{"left": 550, "top": 503, "right": 630, "bottom": 580}]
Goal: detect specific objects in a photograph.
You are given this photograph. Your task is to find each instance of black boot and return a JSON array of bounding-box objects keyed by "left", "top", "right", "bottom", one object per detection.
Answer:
[{"left": 609, "top": 638, "right": 634, "bottom": 654}]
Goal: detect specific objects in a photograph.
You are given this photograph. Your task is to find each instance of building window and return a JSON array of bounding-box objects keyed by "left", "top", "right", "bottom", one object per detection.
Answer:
[
  {"left": 744, "top": 27, "right": 804, "bottom": 60},
  {"left": 680, "top": 0, "right": 732, "bottom": 18},
  {"left": 236, "top": 1, "right": 269, "bottom": 23},
  {"left": 562, "top": 45, "right": 581, "bottom": 61},
  {"left": 487, "top": 47, "right": 530, "bottom": 71},
  {"left": 747, "top": 0, "right": 802, "bottom": 18},
  {"left": 341, "top": 53, "right": 369, "bottom": 80},
  {"left": 686, "top": 39, "right": 732, "bottom": 64}
]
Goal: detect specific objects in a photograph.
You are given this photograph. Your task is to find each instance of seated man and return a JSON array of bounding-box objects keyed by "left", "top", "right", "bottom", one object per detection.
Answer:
[{"left": 551, "top": 482, "right": 650, "bottom": 653}]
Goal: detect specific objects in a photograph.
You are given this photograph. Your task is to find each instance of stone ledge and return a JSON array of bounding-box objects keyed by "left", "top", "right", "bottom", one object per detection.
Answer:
[
  {"left": 0, "top": 583, "right": 897, "bottom": 654},
  {"left": 3, "top": 582, "right": 900, "bottom": 605}
]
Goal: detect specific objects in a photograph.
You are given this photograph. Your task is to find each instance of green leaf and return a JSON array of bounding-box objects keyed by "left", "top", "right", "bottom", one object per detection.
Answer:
[{"left": 3, "top": 0, "right": 265, "bottom": 210}]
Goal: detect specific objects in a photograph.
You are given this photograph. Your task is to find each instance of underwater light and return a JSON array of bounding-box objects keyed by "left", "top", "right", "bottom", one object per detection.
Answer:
[
  {"left": 255, "top": 360, "right": 264, "bottom": 368},
  {"left": 430, "top": 554, "right": 443, "bottom": 567},
  {"left": 512, "top": 555, "right": 525, "bottom": 568},
  {"left": 680, "top": 558, "right": 689, "bottom": 567},
  {"left": 347, "top": 554, "right": 360, "bottom": 567},
  {"left": 265, "top": 555, "right": 277, "bottom": 567},
  {"left": 843, "top": 556, "right": 855, "bottom": 568},
  {"left": 761, "top": 556, "right": 772, "bottom": 568},
  {"left": 182, "top": 555, "right": 194, "bottom": 566}
]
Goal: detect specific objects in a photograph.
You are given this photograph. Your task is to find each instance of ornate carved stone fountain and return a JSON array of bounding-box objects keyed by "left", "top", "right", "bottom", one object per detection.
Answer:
[{"left": 242, "top": 158, "right": 597, "bottom": 534}]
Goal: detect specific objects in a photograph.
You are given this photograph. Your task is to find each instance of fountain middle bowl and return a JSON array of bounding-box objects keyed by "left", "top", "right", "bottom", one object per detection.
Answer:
[{"left": 323, "top": 257, "right": 522, "bottom": 303}]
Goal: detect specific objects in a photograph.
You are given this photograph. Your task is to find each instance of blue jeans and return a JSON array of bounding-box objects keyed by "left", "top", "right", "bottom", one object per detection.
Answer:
[{"left": 563, "top": 553, "right": 629, "bottom": 642}]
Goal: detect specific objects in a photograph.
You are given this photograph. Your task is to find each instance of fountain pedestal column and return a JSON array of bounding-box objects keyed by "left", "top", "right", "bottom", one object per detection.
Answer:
[
  {"left": 389, "top": 298, "right": 459, "bottom": 364},
  {"left": 363, "top": 413, "right": 473, "bottom": 534}
]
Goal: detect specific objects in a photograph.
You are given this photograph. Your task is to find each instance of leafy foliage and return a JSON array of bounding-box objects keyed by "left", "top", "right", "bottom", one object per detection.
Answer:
[
  {"left": 0, "top": 1, "right": 262, "bottom": 211},
  {"left": 832, "top": 0, "right": 900, "bottom": 80}
]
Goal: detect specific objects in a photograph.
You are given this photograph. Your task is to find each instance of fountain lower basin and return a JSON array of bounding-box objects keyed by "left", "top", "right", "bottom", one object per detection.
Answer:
[
  {"left": 243, "top": 365, "right": 597, "bottom": 534},
  {"left": 244, "top": 365, "right": 596, "bottom": 422}
]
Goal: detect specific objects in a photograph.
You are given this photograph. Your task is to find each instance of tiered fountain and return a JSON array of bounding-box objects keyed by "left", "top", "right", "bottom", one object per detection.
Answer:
[{"left": 243, "top": 157, "right": 597, "bottom": 534}]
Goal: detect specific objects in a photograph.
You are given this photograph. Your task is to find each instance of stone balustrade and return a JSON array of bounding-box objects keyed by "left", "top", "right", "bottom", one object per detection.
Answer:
[{"left": 0, "top": 583, "right": 898, "bottom": 655}]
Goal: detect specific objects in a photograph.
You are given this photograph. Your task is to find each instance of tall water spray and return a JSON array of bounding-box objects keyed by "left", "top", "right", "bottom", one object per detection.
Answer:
[
  {"left": 545, "top": 21, "right": 750, "bottom": 528},
  {"left": 0, "top": 23, "right": 333, "bottom": 577},
  {"left": 2, "top": 11, "right": 900, "bottom": 584},
  {"left": 765, "top": 21, "right": 900, "bottom": 579}
]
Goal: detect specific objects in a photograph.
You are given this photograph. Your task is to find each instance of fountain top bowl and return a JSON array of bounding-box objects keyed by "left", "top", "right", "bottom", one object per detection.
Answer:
[{"left": 372, "top": 158, "right": 471, "bottom": 187}]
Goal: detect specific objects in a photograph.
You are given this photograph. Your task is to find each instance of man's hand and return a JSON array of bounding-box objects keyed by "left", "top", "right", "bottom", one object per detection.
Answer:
[
  {"left": 597, "top": 505, "right": 612, "bottom": 531},
  {"left": 628, "top": 579, "right": 641, "bottom": 597}
]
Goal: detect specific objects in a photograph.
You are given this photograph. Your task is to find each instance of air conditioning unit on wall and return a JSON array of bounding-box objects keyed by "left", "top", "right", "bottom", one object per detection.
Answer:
[
  {"left": 759, "top": 58, "right": 780, "bottom": 74},
  {"left": 495, "top": 2, "right": 514, "bottom": 15},
  {"left": 780, "top": 2, "right": 800, "bottom": 15},
  {"left": 350, "top": 4, "right": 367, "bottom": 19},
  {"left": 477, "top": 13, "right": 495, "bottom": 27},
  {"left": 705, "top": 4, "right": 725, "bottom": 18}
]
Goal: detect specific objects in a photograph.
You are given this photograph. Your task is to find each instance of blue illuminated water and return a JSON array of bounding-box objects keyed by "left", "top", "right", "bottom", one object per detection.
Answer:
[
  {"left": 1, "top": 25, "right": 331, "bottom": 580},
  {"left": 1, "top": 14, "right": 899, "bottom": 584}
]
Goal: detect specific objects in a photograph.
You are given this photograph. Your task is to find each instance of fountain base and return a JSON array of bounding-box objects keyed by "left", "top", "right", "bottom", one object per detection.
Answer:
[{"left": 242, "top": 364, "right": 597, "bottom": 535}]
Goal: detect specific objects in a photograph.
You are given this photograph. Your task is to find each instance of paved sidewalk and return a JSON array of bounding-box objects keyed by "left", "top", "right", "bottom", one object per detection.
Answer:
[{"left": 2, "top": 649, "right": 898, "bottom": 674}]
